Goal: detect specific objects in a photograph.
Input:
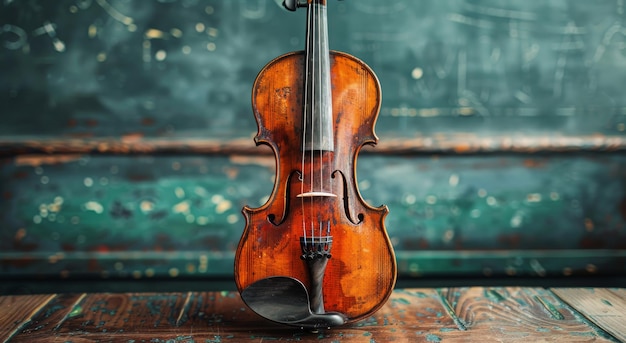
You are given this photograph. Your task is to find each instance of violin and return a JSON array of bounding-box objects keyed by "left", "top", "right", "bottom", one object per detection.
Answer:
[{"left": 234, "top": 0, "right": 396, "bottom": 329}]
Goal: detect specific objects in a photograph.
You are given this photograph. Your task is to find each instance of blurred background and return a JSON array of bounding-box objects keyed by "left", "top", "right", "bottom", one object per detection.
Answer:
[{"left": 1, "top": 0, "right": 625, "bottom": 294}]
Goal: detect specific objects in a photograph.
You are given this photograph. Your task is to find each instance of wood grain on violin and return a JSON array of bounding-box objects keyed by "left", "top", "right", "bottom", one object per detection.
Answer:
[{"left": 234, "top": 0, "right": 396, "bottom": 328}]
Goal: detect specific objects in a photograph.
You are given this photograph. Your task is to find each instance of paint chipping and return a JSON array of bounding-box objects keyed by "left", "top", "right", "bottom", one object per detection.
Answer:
[
  {"left": 394, "top": 298, "right": 411, "bottom": 305},
  {"left": 534, "top": 296, "right": 564, "bottom": 320},
  {"left": 601, "top": 299, "right": 613, "bottom": 306},
  {"left": 426, "top": 333, "right": 442, "bottom": 342},
  {"left": 84, "top": 201, "right": 104, "bottom": 214},
  {"left": 485, "top": 289, "right": 506, "bottom": 303}
]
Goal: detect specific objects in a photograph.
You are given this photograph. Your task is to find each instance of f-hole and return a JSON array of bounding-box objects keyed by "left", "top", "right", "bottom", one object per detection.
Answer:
[
  {"left": 332, "top": 170, "right": 364, "bottom": 225},
  {"left": 267, "top": 170, "right": 301, "bottom": 226}
]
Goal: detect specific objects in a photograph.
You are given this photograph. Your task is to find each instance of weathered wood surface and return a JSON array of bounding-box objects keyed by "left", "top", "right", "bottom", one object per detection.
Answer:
[
  {"left": 0, "top": 294, "right": 56, "bottom": 342},
  {"left": 552, "top": 288, "right": 626, "bottom": 343},
  {"left": 1, "top": 288, "right": 622, "bottom": 342}
]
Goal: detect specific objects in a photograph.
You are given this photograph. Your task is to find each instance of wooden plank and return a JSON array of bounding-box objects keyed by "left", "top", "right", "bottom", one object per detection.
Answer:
[
  {"left": 552, "top": 288, "right": 626, "bottom": 342},
  {"left": 15, "top": 294, "right": 87, "bottom": 336},
  {"left": 0, "top": 294, "right": 56, "bottom": 343},
  {"left": 608, "top": 288, "right": 626, "bottom": 299},
  {"left": 9, "top": 289, "right": 458, "bottom": 342},
  {"left": 434, "top": 287, "right": 616, "bottom": 342},
  {"left": 1, "top": 134, "right": 626, "bottom": 157}
]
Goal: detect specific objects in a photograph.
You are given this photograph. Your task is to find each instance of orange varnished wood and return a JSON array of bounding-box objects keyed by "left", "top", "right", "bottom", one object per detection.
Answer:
[{"left": 234, "top": 51, "right": 396, "bottom": 322}]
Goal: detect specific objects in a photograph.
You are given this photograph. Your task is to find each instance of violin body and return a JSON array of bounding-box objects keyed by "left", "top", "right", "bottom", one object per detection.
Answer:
[
  {"left": 234, "top": 50, "right": 396, "bottom": 323},
  {"left": 235, "top": 0, "right": 395, "bottom": 327}
]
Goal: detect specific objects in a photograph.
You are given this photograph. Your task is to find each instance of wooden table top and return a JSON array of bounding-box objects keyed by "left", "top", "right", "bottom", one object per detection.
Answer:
[{"left": 1, "top": 287, "right": 624, "bottom": 342}]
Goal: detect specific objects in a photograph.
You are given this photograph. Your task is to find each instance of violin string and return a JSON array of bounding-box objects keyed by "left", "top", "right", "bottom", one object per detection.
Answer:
[
  {"left": 302, "top": 2, "right": 332, "bottom": 242},
  {"left": 301, "top": 1, "right": 312, "bottom": 241},
  {"left": 317, "top": 2, "right": 324, "bottom": 240},
  {"left": 318, "top": 1, "right": 323, "bottom": 194},
  {"left": 310, "top": 1, "right": 316, "bottom": 240},
  {"left": 321, "top": 2, "right": 332, "bottom": 239}
]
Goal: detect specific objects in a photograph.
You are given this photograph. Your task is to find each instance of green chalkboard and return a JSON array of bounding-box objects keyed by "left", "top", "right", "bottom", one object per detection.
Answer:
[{"left": 1, "top": 0, "right": 626, "bottom": 138}]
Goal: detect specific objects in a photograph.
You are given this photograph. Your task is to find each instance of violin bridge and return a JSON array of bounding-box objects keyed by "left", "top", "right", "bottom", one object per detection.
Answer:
[{"left": 296, "top": 191, "right": 337, "bottom": 198}]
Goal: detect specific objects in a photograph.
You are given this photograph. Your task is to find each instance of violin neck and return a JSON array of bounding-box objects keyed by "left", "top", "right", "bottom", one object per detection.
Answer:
[{"left": 303, "top": 0, "right": 334, "bottom": 152}]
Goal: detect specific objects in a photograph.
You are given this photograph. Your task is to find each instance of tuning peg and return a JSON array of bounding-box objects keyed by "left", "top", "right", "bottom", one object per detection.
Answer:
[
  {"left": 283, "top": 0, "right": 297, "bottom": 11},
  {"left": 283, "top": 0, "right": 306, "bottom": 11},
  {"left": 283, "top": 0, "right": 343, "bottom": 11}
]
